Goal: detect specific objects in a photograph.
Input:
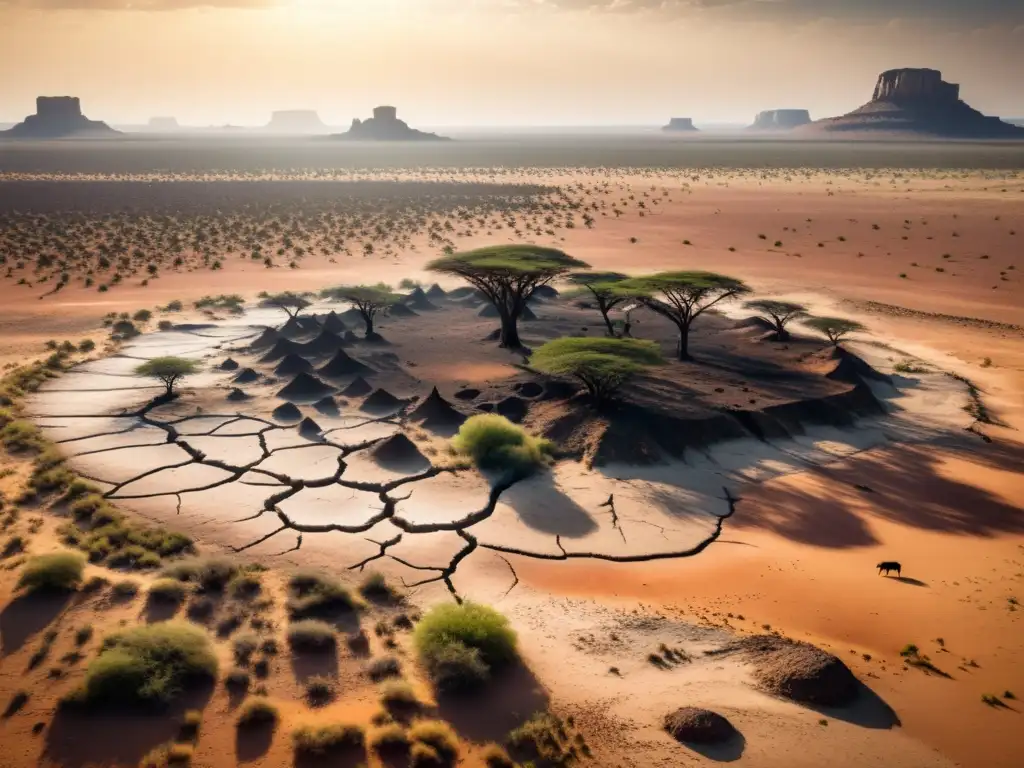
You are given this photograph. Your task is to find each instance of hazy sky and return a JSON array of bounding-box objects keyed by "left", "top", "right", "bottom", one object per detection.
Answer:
[{"left": 1, "top": 0, "right": 1022, "bottom": 125}]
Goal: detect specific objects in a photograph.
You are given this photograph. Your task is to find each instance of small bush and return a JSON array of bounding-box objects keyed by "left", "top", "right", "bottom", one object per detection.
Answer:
[
  {"left": 161, "top": 557, "right": 238, "bottom": 592},
  {"left": 227, "top": 571, "right": 262, "bottom": 599},
  {"left": 287, "top": 571, "right": 360, "bottom": 620},
  {"left": 369, "top": 723, "right": 410, "bottom": 755},
  {"left": 451, "top": 414, "right": 553, "bottom": 477},
  {"left": 287, "top": 620, "right": 337, "bottom": 652},
  {"left": 305, "top": 674, "right": 335, "bottom": 706},
  {"left": 149, "top": 579, "right": 188, "bottom": 605},
  {"left": 379, "top": 680, "right": 420, "bottom": 710},
  {"left": 481, "top": 743, "right": 516, "bottom": 767},
  {"left": 292, "top": 723, "right": 365, "bottom": 756},
  {"left": 409, "top": 720, "right": 459, "bottom": 762},
  {"left": 237, "top": 697, "right": 279, "bottom": 727},
  {"left": 232, "top": 633, "right": 259, "bottom": 664},
  {"left": 1, "top": 420, "right": 44, "bottom": 452},
  {"left": 111, "top": 580, "right": 140, "bottom": 598},
  {"left": 17, "top": 552, "right": 85, "bottom": 593},
  {"left": 410, "top": 742, "right": 444, "bottom": 767},
  {"left": 224, "top": 668, "right": 251, "bottom": 692},
  {"left": 414, "top": 602, "right": 518, "bottom": 692},
  {"left": 368, "top": 655, "right": 402, "bottom": 682},
  {"left": 68, "top": 622, "right": 217, "bottom": 709},
  {"left": 359, "top": 571, "right": 400, "bottom": 602}
]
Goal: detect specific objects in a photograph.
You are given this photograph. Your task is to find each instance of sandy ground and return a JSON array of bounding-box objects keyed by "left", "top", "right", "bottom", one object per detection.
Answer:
[{"left": 1, "top": 168, "right": 1023, "bottom": 768}]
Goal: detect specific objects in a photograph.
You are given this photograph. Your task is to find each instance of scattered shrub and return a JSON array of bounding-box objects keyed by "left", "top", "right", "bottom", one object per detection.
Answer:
[
  {"left": 292, "top": 723, "right": 365, "bottom": 756},
  {"left": 450, "top": 414, "right": 553, "bottom": 477},
  {"left": 368, "top": 655, "right": 402, "bottom": 682},
  {"left": 305, "top": 674, "right": 335, "bottom": 706},
  {"left": 287, "top": 571, "right": 360, "bottom": 620},
  {"left": 162, "top": 557, "right": 238, "bottom": 592},
  {"left": 369, "top": 723, "right": 411, "bottom": 756},
  {"left": 287, "top": 620, "right": 337, "bottom": 652},
  {"left": 414, "top": 602, "right": 517, "bottom": 692},
  {"left": 409, "top": 742, "right": 444, "bottom": 767},
  {"left": 227, "top": 571, "right": 262, "bottom": 599},
  {"left": 359, "top": 571, "right": 400, "bottom": 602},
  {"left": 409, "top": 720, "right": 459, "bottom": 762},
  {"left": 237, "top": 697, "right": 279, "bottom": 727},
  {"left": 111, "top": 580, "right": 140, "bottom": 598},
  {"left": 224, "top": 668, "right": 251, "bottom": 692},
  {"left": 17, "top": 552, "right": 85, "bottom": 593},
  {"left": 481, "top": 743, "right": 516, "bottom": 768},
  {"left": 379, "top": 680, "right": 420, "bottom": 710},
  {"left": 232, "top": 633, "right": 259, "bottom": 664}
]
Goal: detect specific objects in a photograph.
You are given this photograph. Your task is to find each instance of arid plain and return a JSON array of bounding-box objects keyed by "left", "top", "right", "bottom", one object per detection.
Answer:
[{"left": 0, "top": 138, "right": 1022, "bottom": 768}]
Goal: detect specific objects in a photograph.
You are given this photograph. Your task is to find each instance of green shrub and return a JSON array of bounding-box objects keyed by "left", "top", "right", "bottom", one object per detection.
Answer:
[
  {"left": 232, "top": 633, "right": 259, "bottom": 664},
  {"left": 409, "top": 720, "right": 459, "bottom": 762},
  {"left": 111, "top": 580, "right": 140, "bottom": 598},
  {"left": 69, "top": 622, "right": 217, "bottom": 709},
  {"left": 70, "top": 493, "right": 108, "bottom": 521},
  {"left": 287, "top": 620, "right": 337, "bottom": 652},
  {"left": 161, "top": 557, "right": 237, "bottom": 592},
  {"left": 450, "top": 414, "right": 553, "bottom": 477},
  {"left": 227, "top": 571, "right": 262, "bottom": 599},
  {"left": 481, "top": 743, "right": 516, "bottom": 767},
  {"left": 149, "top": 578, "right": 188, "bottom": 604},
  {"left": 409, "top": 743, "right": 443, "bottom": 767},
  {"left": 369, "top": 723, "right": 410, "bottom": 755},
  {"left": 292, "top": 723, "right": 365, "bottom": 756},
  {"left": 414, "top": 603, "right": 517, "bottom": 693},
  {"left": 379, "top": 680, "right": 420, "bottom": 709},
  {"left": 17, "top": 552, "right": 85, "bottom": 593},
  {"left": 1, "top": 420, "right": 44, "bottom": 452},
  {"left": 359, "top": 570, "right": 400, "bottom": 602},
  {"left": 236, "top": 697, "right": 279, "bottom": 727},
  {"left": 368, "top": 655, "right": 402, "bottom": 682},
  {"left": 287, "top": 571, "right": 360, "bottom": 620},
  {"left": 305, "top": 674, "right": 335, "bottom": 705}
]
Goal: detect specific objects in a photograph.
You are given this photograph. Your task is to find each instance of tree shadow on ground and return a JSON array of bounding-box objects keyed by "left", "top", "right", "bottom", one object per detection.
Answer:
[
  {"left": 0, "top": 590, "right": 73, "bottom": 655},
  {"left": 501, "top": 472, "right": 598, "bottom": 538},
  {"left": 290, "top": 647, "right": 339, "bottom": 684},
  {"left": 436, "top": 660, "right": 549, "bottom": 743},
  {"left": 684, "top": 731, "right": 746, "bottom": 763},
  {"left": 44, "top": 683, "right": 214, "bottom": 768},
  {"left": 236, "top": 722, "right": 276, "bottom": 763}
]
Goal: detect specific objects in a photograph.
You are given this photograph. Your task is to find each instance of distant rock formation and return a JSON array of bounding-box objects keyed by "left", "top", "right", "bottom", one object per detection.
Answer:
[
  {"left": 749, "top": 109, "right": 811, "bottom": 131},
  {"left": 147, "top": 116, "right": 179, "bottom": 131},
  {"left": 265, "top": 110, "right": 328, "bottom": 134},
  {"left": 662, "top": 117, "right": 698, "bottom": 132},
  {"left": 1004, "top": 118, "right": 1024, "bottom": 128},
  {"left": 803, "top": 68, "right": 1024, "bottom": 139},
  {"left": 334, "top": 106, "right": 449, "bottom": 142},
  {"left": 2, "top": 97, "right": 119, "bottom": 139}
]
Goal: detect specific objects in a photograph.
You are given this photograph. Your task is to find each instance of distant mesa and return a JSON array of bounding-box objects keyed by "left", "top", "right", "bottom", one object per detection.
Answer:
[
  {"left": 265, "top": 109, "right": 328, "bottom": 134},
  {"left": 803, "top": 68, "right": 1024, "bottom": 139},
  {"left": 662, "top": 117, "right": 698, "bottom": 132},
  {"left": 748, "top": 109, "right": 811, "bottom": 131},
  {"left": 334, "top": 106, "right": 449, "bottom": 142},
  {"left": 2, "top": 96, "right": 119, "bottom": 139},
  {"left": 147, "top": 116, "right": 180, "bottom": 131}
]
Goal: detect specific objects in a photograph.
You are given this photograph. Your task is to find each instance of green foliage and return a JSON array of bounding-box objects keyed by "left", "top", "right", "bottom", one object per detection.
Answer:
[
  {"left": 450, "top": 414, "right": 553, "bottom": 477},
  {"left": 408, "top": 720, "right": 459, "bottom": 762},
  {"left": 236, "top": 697, "right": 279, "bottom": 727},
  {"left": 193, "top": 294, "right": 244, "bottom": 313},
  {"left": 148, "top": 578, "right": 189, "bottom": 604},
  {"left": 802, "top": 316, "right": 866, "bottom": 346},
  {"left": 427, "top": 245, "right": 587, "bottom": 277},
  {"left": 134, "top": 357, "right": 201, "bottom": 395},
  {"left": 1, "top": 419, "right": 44, "bottom": 452},
  {"left": 531, "top": 337, "right": 662, "bottom": 403},
  {"left": 744, "top": 299, "right": 808, "bottom": 337},
  {"left": 70, "top": 623, "right": 217, "bottom": 709},
  {"left": 319, "top": 283, "right": 401, "bottom": 335},
  {"left": 287, "top": 570, "right": 360, "bottom": 619},
  {"left": 287, "top": 619, "right": 337, "bottom": 651},
  {"left": 292, "top": 723, "right": 366, "bottom": 756},
  {"left": 414, "top": 602, "right": 518, "bottom": 693},
  {"left": 259, "top": 291, "right": 313, "bottom": 317},
  {"left": 161, "top": 557, "right": 238, "bottom": 592},
  {"left": 17, "top": 552, "right": 85, "bottom": 593}
]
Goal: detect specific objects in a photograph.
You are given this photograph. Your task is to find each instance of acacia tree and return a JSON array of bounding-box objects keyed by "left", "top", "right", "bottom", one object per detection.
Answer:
[
  {"left": 259, "top": 291, "right": 312, "bottom": 318},
  {"left": 803, "top": 316, "right": 866, "bottom": 346},
  {"left": 531, "top": 337, "right": 662, "bottom": 406},
  {"left": 320, "top": 284, "right": 400, "bottom": 337},
  {"left": 134, "top": 356, "right": 200, "bottom": 397},
  {"left": 565, "top": 271, "right": 629, "bottom": 337},
  {"left": 427, "top": 245, "right": 590, "bottom": 348},
  {"left": 616, "top": 271, "right": 751, "bottom": 360},
  {"left": 744, "top": 299, "right": 808, "bottom": 340}
]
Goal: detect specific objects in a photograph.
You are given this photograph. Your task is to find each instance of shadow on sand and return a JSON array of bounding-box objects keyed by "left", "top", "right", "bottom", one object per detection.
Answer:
[
  {"left": 236, "top": 721, "right": 276, "bottom": 763},
  {"left": 436, "top": 661, "right": 550, "bottom": 743},
  {"left": 685, "top": 731, "right": 746, "bottom": 763},
  {"left": 289, "top": 646, "right": 340, "bottom": 684},
  {"left": 804, "top": 681, "right": 901, "bottom": 730},
  {"left": 891, "top": 576, "right": 929, "bottom": 587},
  {"left": 0, "top": 590, "right": 73, "bottom": 655},
  {"left": 501, "top": 473, "right": 598, "bottom": 538}
]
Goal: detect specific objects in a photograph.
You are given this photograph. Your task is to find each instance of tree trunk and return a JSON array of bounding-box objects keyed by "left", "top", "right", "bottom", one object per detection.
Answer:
[
  {"left": 677, "top": 322, "right": 691, "bottom": 361},
  {"left": 499, "top": 311, "right": 521, "bottom": 348},
  {"left": 600, "top": 307, "right": 616, "bottom": 337},
  {"left": 774, "top": 320, "right": 789, "bottom": 341},
  {"left": 363, "top": 310, "right": 374, "bottom": 337}
]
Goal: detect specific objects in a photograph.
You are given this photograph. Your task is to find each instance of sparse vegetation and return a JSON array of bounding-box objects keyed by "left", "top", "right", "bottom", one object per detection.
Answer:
[
  {"left": 134, "top": 357, "right": 201, "bottom": 397},
  {"left": 803, "top": 316, "right": 866, "bottom": 347},
  {"left": 16, "top": 551, "right": 85, "bottom": 593},
  {"left": 237, "top": 696, "right": 280, "bottom": 726},
  {"left": 287, "top": 619, "right": 337, "bottom": 651},
  {"left": 532, "top": 336, "right": 662, "bottom": 405},
  {"left": 451, "top": 414, "right": 553, "bottom": 478},
  {"left": 414, "top": 602, "right": 518, "bottom": 693}
]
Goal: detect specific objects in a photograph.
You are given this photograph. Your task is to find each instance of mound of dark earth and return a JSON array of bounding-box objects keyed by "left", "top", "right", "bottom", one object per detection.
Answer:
[
  {"left": 219, "top": 358, "right": 240, "bottom": 371},
  {"left": 371, "top": 433, "right": 430, "bottom": 470},
  {"left": 226, "top": 388, "right": 250, "bottom": 402},
  {"left": 404, "top": 287, "right": 438, "bottom": 311},
  {"left": 425, "top": 284, "right": 447, "bottom": 300},
  {"left": 731, "top": 635, "right": 859, "bottom": 706},
  {"left": 298, "top": 417, "right": 323, "bottom": 439},
  {"left": 279, "top": 316, "right": 310, "bottom": 339},
  {"left": 277, "top": 373, "right": 335, "bottom": 402},
  {"left": 533, "top": 285, "right": 559, "bottom": 299},
  {"left": 233, "top": 368, "right": 260, "bottom": 384},
  {"left": 825, "top": 348, "right": 892, "bottom": 385},
  {"left": 320, "top": 312, "right": 347, "bottom": 334},
  {"left": 259, "top": 338, "right": 304, "bottom": 362},
  {"left": 478, "top": 303, "right": 536, "bottom": 320},
  {"left": 388, "top": 302, "right": 419, "bottom": 318},
  {"left": 272, "top": 402, "right": 303, "bottom": 422},
  {"left": 274, "top": 354, "right": 313, "bottom": 376},
  {"left": 732, "top": 316, "right": 776, "bottom": 333},
  {"left": 363, "top": 332, "right": 390, "bottom": 345},
  {"left": 663, "top": 708, "right": 737, "bottom": 745},
  {"left": 249, "top": 328, "right": 280, "bottom": 350},
  {"left": 360, "top": 388, "right": 407, "bottom": 415},
  {"left": 407, "top": 387, "right": 466, "bottom": 431},
  {"left": 340, "top": 376, "right": 373, "bottom": 397},
  {"left": 318, "top": 349, "right": 372, "bottom": 379},
  {"left": 299, "top": 329, "right": 347, "bottom": 357},
  {"left": 313, "top": 396, "right": 339, "bottom": 415}
]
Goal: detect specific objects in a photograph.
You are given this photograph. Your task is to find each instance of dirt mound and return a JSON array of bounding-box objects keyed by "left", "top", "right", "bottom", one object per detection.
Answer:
[
  {"left": 388, "top": 302, "right": 419, "bottom": 317},
  {"left": 454, "top": 388, "right": 480, "bottom": 401},
  {"left": 405, "top": 287, "right": 439, "bottom": 311},
  {"left": 233, "top": 368, "right": 260, "bottom": 384},
  {"left": 226, "top": 388, "right": 250, "bottom": 402},
  {"left": 279, "top": 316, "right": 310, "bottom": 339},
  {"left": 274, "top": 354, "right": 313, "bottom": 376},
  {"left": 533, "top": 285, "right": 559, "bottom": 300},
  {"left": 407, "top": 387, "right": 466, "bottom": 430},
  {"left": 513, "top": 381, "right": 544, "bottom": 398},
  {"left": 425, "top": 283, "right": 447, "bottom": 300},
  {"left": 478, "top": 302, "right": 536, "bottom": 320},
  {"left": 320, "top": 311, "right": 347, "bottom": 334},
  {"left": 360, "top": 388, "right": 407, "bottom": 415},
  {"left": 826, "top": 348, "right": 892, "bottom": 385},
  {"left": 313, "top": 396, "right": 339, "bottom": 415},
  {"left": 736, "top": 635, "right": 859, "bottom": 706},
  {"left": 299, "top": 329, "right": 347, "bottom": 357},
  {"left": 340, "top": 376, "right": 373, "bottom": 397},
  {"left": 446, "top": 286, "right": 477, "bottom": 300},
  {"left": 371, "top": 433, "right": 430, "bottom": 470},
  {"left": 298, "top": 417, "right": 323, "bottom": 438},
  {"left": 663, "top": 707, "right": 736, "bottom": 745},
  {"left": 363, "top": 331, "right": 390, "bottom": 345},
  {"left": 272, "top": 402, "right": 302, "bottom": 422},
  {"left": 259, "top": 338, "right": 303, "bottom": 362},
  {"left": 248, "top": 328, "right": 280, "bottom": 350},
  {"left": 276, "top": 373, "right": 335, "bottom": 402},
  {"left": 733, "top": 316, "right": 775, "bottom": 332},
  {"left": 342, "top": 330, "right": 359, "bottom": 343},
  {"left": 317, "top": 349, "right": 372, "bottom": 379},
  {"left": 495, "top": 396, "right": 529, "bottom": 423},
  {"left": 219, "top": 357, "right": 240, "bottom": 371}
]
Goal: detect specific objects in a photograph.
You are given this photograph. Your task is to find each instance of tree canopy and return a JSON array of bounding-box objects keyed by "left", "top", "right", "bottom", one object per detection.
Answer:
[
  {"left": 744, "top": 299, "right": 808, "bottom": 340},
  {"left": 531, "top": 337, "right": 662, "bottom": 404},
  {"left": 615, "top": 271, "right": 751, "bottom": 360},
  {"left": 320, "top": 284, "right": 401, "bottom": 336},
  {"left": 802, "top": 316, "right": 866, "bottom": 346},
  {"left": 565, "top": 271, "right": 630, "bottom": 337},
  {"left": 134, "top": 357, "right": 201, "bottom": 397},
  {"left": 259, "top": 290, "right": 313, "bottom": 318},
  {"left": 427, "top": 245, "right": 590, "bottom": 348}
]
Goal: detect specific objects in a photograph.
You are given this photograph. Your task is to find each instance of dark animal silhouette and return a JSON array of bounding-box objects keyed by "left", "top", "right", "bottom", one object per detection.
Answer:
[{"left": 877, "top": 561, "right": 902, "bottom": 577}]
